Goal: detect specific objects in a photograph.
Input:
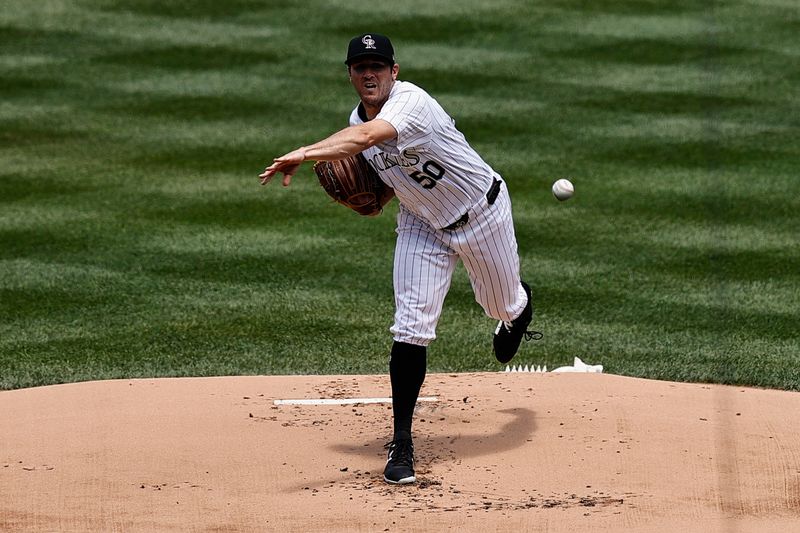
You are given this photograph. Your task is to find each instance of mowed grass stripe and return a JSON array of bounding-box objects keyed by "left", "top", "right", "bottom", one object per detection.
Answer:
[{"left": 1, "top": 0, "right": 798, "bottom": 390}]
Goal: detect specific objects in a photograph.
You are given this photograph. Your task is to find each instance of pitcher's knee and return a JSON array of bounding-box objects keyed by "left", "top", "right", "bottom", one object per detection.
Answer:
[{"left": 480, "top": 283, "right": 529, "bottom": 322}]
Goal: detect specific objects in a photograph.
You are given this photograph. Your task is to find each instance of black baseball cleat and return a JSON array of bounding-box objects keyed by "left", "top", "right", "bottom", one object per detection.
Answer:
[
  {"left": 493, "top": 281, "right": 542, "bottom": 364},
  {"left": 383, "top": 438, "right": 416, "bottom": 484}
]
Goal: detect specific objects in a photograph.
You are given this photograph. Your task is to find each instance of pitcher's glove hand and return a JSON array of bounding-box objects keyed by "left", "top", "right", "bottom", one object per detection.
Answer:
[{"left": 313, "top": 153, "right": 394, "bottom": 216}]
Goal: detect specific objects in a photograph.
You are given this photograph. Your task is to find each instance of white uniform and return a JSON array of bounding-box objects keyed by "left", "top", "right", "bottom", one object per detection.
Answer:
[{"left": 349, "top": 81, "right": 527, "bottom": 346}]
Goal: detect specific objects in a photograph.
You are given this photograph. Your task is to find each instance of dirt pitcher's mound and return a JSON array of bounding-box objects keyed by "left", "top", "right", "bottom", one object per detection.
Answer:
[{"left": 1, "top": 373, "right": 799, "bottom": 532}]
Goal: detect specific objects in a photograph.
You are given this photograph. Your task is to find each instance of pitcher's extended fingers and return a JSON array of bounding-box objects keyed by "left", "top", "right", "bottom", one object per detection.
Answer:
[
  {"left": 259, "top": 159, "right": 286, "bottom": 183},
  {"left": 259, "top": 167, "right": 276, "bottom": 185}
]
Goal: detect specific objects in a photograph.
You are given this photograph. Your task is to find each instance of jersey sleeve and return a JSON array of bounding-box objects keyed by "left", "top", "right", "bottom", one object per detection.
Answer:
[
  {"left": 349, "top": 106, "right": 362, "bottom": 127},
  {"left": 376, "top": 88, "right": 432, "bottom": 152}
]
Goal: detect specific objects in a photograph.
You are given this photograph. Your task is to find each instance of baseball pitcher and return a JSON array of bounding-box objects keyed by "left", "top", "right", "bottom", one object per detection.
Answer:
[{"left": 259, "top": 33, "right": 540, "bottom": 485}]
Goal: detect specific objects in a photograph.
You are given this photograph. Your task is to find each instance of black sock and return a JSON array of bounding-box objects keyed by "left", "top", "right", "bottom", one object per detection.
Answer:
[{"left": 389, "top": 341, "right": 427, "bottom": 440}]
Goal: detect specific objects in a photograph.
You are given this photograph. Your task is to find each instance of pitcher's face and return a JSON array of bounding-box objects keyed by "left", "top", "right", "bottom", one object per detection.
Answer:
[{"left": 349, "top": 58, "right": 398, "bottom": 110}]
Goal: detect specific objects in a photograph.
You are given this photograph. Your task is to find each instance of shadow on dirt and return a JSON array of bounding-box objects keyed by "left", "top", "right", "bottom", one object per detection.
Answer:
[{"left": 330, "top": 407, "right": 536, "bottom": 462}]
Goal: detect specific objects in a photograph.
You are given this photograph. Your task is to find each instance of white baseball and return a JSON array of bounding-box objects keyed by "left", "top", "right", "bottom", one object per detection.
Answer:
[{"left": 552, "top": 178, "right": 574, "bottom": 201}]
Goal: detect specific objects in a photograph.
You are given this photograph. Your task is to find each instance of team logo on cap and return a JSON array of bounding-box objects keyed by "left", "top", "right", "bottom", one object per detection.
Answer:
[{"left": 362, "top": 34, "right": 376, "bottom": 49}]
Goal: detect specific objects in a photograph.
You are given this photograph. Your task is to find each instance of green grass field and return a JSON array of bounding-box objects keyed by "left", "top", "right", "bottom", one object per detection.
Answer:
[{"left": 1, "top": 0, "right": 798, "bottom": 391}]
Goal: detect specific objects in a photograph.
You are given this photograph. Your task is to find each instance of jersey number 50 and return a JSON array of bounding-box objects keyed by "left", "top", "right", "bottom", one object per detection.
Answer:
[{"left": 409, "top": 160, "right": 445, "bottom": 189}]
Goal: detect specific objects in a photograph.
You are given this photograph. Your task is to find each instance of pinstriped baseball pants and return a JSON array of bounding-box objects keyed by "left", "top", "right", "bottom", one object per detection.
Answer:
[{"left": 390, "top": 184, "right": 527, "bottom": 347}]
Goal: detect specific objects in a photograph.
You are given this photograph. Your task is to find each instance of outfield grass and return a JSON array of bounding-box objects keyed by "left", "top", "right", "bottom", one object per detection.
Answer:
[{"left": 1, "top": 0, "right": 798, "bottom": 390}]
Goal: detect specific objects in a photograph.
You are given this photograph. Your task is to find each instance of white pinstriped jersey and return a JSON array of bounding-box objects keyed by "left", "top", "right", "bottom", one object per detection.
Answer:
[{"left": 349, "top": 81, "right": 498, "bottom": 229}]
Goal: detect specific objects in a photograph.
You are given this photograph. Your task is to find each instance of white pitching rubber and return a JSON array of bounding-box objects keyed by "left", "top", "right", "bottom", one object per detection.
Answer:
[{"left": 274, "top": 397, "right": 438, "bottom": 406}]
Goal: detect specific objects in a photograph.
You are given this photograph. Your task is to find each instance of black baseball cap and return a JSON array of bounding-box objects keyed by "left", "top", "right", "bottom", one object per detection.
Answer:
[{"left": 345, "top": 33, "right": 395, "bottom": 66}]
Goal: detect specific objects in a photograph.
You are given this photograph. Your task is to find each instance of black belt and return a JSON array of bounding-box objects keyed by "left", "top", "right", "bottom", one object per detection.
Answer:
[{"left": 442, "top": 178, "right": 502, "bottom": 230}]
